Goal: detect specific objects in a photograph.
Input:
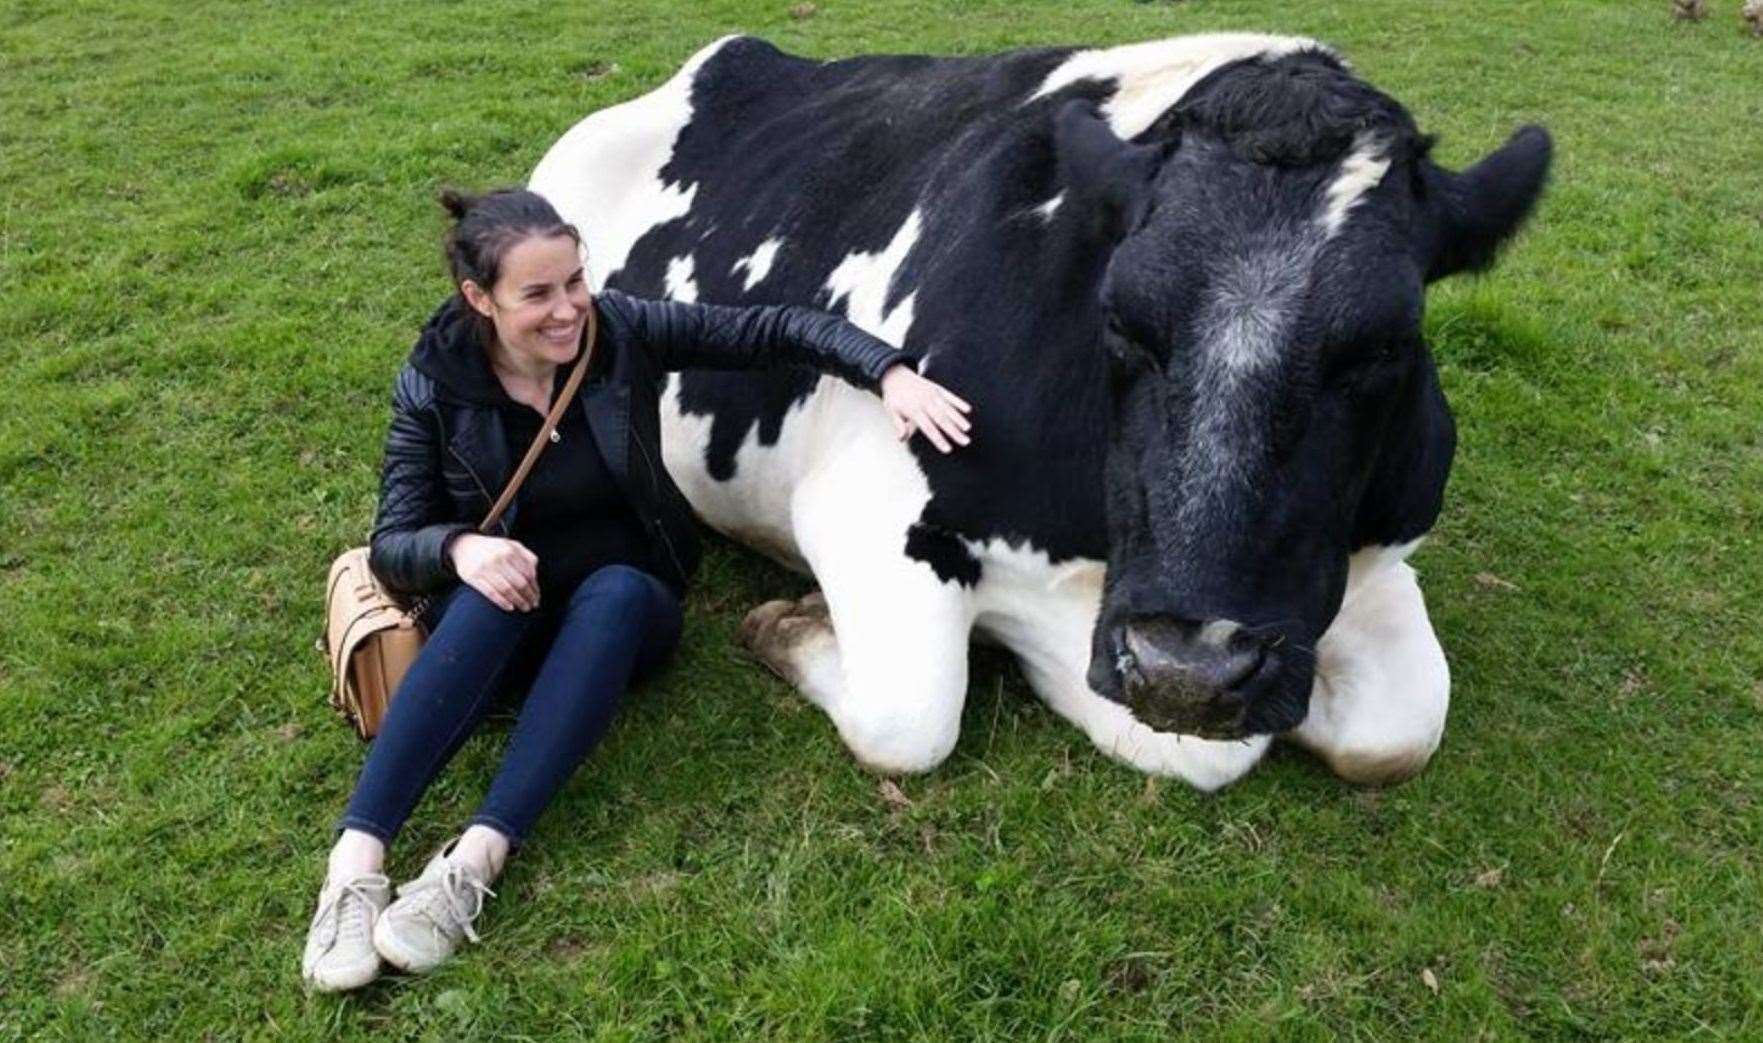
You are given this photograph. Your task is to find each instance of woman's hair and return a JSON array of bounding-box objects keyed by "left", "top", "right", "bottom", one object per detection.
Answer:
[{"left": 438, "top": 188, "right": 582, "bottom": 338}]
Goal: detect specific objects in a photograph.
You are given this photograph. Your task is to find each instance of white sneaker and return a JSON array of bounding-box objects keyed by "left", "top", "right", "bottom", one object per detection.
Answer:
[
  {"left": 301, "top": 872, "right": 391, "bottom": 992},
  {"left": 371, "top": 844, "right": 496, "bottom": 974}
]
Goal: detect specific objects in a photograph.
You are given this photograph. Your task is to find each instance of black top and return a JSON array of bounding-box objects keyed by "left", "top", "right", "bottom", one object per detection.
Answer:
[{"left": 497, "top": 374, "right": 655, "bottom": 599}]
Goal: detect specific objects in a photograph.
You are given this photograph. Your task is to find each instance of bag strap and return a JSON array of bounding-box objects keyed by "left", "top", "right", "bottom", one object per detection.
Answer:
[{"left": 479, "top": 297, "right": 600, "bottom": 534}]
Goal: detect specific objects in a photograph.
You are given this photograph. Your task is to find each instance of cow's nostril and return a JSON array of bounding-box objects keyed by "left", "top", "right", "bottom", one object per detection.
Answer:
[
  {"left": 1120, "top": 617, "right": 1268, "bottom": 692},
  {"left": 1211, "top": 640, "right": 1264, "bottom": 690}
]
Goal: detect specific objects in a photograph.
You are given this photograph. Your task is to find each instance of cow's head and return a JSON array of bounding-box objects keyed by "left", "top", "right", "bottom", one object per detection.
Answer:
[{"left": 1057, "top": 51, "right": 1551, "bottom": 739}]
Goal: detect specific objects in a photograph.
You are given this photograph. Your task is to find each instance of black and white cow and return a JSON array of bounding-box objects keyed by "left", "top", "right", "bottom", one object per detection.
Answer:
[{"left": 530, "top": 33, "right": 1551, "bottom": 788}]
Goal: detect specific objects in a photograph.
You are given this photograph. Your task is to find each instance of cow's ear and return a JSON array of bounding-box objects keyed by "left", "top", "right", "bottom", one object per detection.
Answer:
[
  {"left": 1054, "top": 100, "right": 1162, "bottom": 242},
  {"left": 1420, "top": 125, "right": 1552, "bottom": 283}
]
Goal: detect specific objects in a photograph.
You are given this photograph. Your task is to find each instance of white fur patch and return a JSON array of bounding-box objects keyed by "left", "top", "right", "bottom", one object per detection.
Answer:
[
  {"left": 1033, "top": 192, "right": 1065, "bottom": 221},
  {"left": 1319, "top": 132, "right": 1392, "bottom": 239},
  {"left": 665, "top": 254, "right": 699, "bottom": 302},
  {"left": 1344, "top": 538, "right": 1425, "bottom": 600},
  {"left": 1028, "top": 33, "right": 1324, "bottom": 137},
  {"left": 1201, "top": 248, "right": 1312, "bottom": 376},
  {"left": 658, "top": 373, "right": 812, "bottom": 571},
  {"left": 823, "top": 209, "right": 922, "bottom": 346},
  {"left": 1169, "top": 245, "right": 1317, "bottom": 513},
  {"left": 731, "top": 237, "right": 783, "bottom": 291},
  {"left": 528, "top": 35, "right": 739, "bottom": 285}
]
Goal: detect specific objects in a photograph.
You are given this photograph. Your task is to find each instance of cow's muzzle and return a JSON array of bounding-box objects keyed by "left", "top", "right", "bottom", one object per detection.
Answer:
[{"left": 1113, "top": 616, "right": 1272, "bottom": 740}]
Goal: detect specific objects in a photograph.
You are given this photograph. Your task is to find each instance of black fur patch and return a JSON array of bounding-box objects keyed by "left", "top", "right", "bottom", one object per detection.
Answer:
[
  {"left": 1171, "top": 50, "right": 1421, "bottom": 167},
  {"left": 904, "top": 522, "right": 982, "bottom": 586}
]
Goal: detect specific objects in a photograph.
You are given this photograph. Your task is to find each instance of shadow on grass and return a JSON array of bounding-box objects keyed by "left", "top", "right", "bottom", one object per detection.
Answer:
[{"left": 1427, "top": 293, "right": 1557, "bottom": 377}]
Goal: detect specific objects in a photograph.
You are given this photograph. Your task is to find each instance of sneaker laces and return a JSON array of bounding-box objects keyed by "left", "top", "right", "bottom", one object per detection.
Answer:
[
  {"left": 411, "top": 861, "right": 496, "bottom": 946},
  {"left": 312, "top": 873, "right": 390, "bottom": 950}
]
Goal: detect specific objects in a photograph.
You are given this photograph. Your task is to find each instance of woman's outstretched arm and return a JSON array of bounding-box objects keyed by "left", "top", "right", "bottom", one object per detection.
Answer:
[{"left": 597, "top": 289, "right": 972, "bottom": 452}]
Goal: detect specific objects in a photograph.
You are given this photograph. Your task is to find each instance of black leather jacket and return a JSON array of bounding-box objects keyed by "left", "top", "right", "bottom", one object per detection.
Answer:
[{"left": 367, "top": 288, "right": 910, "bottom": 602}]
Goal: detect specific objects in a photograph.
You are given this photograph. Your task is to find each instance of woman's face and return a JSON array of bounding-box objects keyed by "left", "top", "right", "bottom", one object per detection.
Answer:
[{"left": 462, "top": 232, "right": 590, "bottom": 369}]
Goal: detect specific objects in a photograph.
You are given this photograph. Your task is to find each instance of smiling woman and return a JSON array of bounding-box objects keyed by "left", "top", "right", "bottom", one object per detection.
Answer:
[{"left": 298, "top": 186, "right": 974, "bottom": 992}]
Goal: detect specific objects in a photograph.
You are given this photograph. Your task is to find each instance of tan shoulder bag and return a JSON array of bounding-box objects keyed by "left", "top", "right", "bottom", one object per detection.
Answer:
[{"left": 318, "top": 302, "right": 599, "bottom": 739}]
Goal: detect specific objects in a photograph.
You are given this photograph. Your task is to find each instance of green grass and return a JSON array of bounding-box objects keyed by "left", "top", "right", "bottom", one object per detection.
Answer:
[{"left": 3, "top": 0, "right": 1761, "bottom": 1038}]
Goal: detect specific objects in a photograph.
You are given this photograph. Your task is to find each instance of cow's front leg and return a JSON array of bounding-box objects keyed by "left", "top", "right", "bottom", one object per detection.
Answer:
[
  {"left": 742, "top": 495, "right": 975, "bottom": 776},
  {"left": 743, "top": 574, "right": 971, "bottom": 776},
  {"left": 1286, "top": 556, "right": 1450, "bottom": 786}
]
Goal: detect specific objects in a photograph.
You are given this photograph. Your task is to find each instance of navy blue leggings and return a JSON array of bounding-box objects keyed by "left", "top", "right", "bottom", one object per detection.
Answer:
[{"left": 338, "top": 564, "right": 682, "bottom": 846}]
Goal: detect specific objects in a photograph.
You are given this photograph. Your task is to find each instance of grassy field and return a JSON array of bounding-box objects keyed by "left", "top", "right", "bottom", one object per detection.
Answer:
[{"left": 4, "top": 0, "right": 1761, "bottom": 1038}]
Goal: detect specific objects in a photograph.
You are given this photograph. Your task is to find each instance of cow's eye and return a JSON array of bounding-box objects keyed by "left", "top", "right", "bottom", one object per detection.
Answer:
[
  {"left": 1368, "top": 339, "right": 1410, "bottom": 371},
  {"left": 1104, "top": 316, "right": 1154, "bottom": 364},
  {"left": 1325, "top": 339, "right": 1405, "bottom": 390}
]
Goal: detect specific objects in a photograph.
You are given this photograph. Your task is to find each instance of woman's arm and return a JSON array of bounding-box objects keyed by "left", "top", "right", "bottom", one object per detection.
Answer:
[
  {"left": 367, "top": 371, "right": 474, "bottom": 596},
  {"left": 600, "top": 290, "right": 908, "bottom": 388},
  {"left": 600, "top": 290, "right": 972, "bottom": 451}
]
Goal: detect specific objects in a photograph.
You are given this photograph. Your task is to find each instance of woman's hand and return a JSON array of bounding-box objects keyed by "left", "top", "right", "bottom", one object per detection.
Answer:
[
  {"left": 879, "top": 364, "right": 973, "bottom": 453},
  {"left": 448, "top": 534, "right": 541, "bottom": 613}
]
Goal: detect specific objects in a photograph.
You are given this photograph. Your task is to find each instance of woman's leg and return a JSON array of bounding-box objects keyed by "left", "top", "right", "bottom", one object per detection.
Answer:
[
  {"left": 460, "top": 564, "right": 683, "bottom": 855},
  {"left": 335, "top": 584, "right": 544, "bottom": 847},
  {"left": 307, "top": 585, "right": 542, "bottom": 990}
]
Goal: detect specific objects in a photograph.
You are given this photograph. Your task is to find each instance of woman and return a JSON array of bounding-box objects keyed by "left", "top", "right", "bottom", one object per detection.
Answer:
[{"left": 301, "top": 188, "right": 973, "bottom": 991}]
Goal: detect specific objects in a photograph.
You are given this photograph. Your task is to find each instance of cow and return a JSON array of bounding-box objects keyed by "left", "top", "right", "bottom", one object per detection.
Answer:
[{"left": 529, "top": 32, "right": 1551, "bottom": 790}]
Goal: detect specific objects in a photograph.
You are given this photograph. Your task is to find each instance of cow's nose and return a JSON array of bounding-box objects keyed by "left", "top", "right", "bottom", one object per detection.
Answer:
[
  {"left": 1115, "top": 617, "right": 1267, "bottom": 738},
  {"left": 1123, "top": 618, "right": 1264, "bottom": 690}
]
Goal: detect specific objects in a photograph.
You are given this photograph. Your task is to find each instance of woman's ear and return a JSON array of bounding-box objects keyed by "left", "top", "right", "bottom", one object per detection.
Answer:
[{"left": 459, "top": 279, "right": 496, "bottom": 319}]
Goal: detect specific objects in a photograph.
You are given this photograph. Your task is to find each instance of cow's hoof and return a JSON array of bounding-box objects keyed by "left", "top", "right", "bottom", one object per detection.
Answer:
[
  {"left": 740, "top": 592, "right": 832, "bottom": 682},
  {"left": 739, "top": 599, "right": 798, "bottom": 650}
]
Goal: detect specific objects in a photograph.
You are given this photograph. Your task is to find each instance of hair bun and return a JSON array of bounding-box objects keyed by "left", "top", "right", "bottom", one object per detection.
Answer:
[{"left": 438, "top": 187, "right": 477, "bottom": 221}]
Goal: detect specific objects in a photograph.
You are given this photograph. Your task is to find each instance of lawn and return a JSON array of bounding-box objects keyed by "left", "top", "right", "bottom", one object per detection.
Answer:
[{"left": 3, "top": 0, "right": 1761, "bottom": 1038}]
